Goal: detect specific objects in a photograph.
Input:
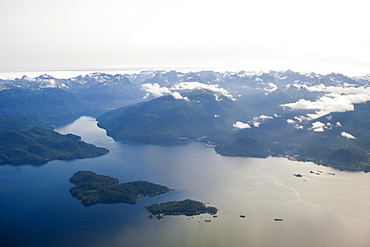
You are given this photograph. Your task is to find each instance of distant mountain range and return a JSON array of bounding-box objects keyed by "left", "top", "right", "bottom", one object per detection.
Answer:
[
  {"left": 1, "top": 69, "right": 370, "bottom": 170},
  {"left": 1, "top": 70, "right": 369, "bottom": 116},
  {"left": 2, "top": 70, "right": 368, "bottom": 90}
]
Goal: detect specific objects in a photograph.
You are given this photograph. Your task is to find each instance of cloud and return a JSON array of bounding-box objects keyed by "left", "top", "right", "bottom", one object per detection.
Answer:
[
  {"left": 233, "top": 121, "right": 252, "bottom": 129},
  {"left": 287, "top": 119, "right": 295, "bottom": 124},
  {"left": 259, "top": 115, "right": 273, "bottom": 120},
  {"left": 170, "top": 81, "right": 236, "bottom": 101},
  {"left": 305, "top": 85, "right": 370, "bottom": 95},
  {"left": 142, "top": 83, "right": 189, "bottom": 101},
  {"left": 253, "top": 122, "right": 260, "bottom": 128},
  {"left": 295, "top": 124, "right": 304, "bottom": 129},
  {"left": 294, "top": 116, "right": 304, "bottom": 122},
  {"left": 341, "top": 132, "right": 356, "bottom": 139},
  {"left": 171, "top": 91, "right": 189, "bottom": 101},
  {"left": 142, "top": 81, "right": 235, "bottom": 101},
  {"left": 282, "top": 92, "right": 370, "bottom": 119},
  {"left": 310, "top": 121, "right": 325, "bottom": 132},
  {"left": 141, "top": 83, "right": 171, "bottom": 97}
]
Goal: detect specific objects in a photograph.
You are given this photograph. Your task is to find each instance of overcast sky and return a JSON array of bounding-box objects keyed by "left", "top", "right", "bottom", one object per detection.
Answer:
[{"left": 1, "top": 0, "right": 369, "bottom": 76}]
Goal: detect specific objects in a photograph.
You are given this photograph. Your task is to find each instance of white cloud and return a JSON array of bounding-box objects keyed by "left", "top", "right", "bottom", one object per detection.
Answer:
[
  {"left": 170, "top": 81, "right": 236, "bottom": 101},
  {"left": 341, "top": 132, "right": 356, "bottom": 139},
  {"left": 295, "top": 124, "right": 304, "bottom": 129},
  {"left": 282, "top": 92, "right": 370, "bottom": 120},
  {"left": 141, "top": 83, "right": 171, "bottom": 97},
  {"left": 310, "top": 121, "right": 326, "bottom": 132},
  {"left": 253, "top": 122, "right": 260, "bottom": 128},
  {"left": 313, "top": 127, "right": 324, "bottom": 132},
  {"left": 306, "top": 85, "right": 370, "bottom": 95},
  {"left": 294, "top": 116, "right": 303, "bottom": 122},
  {"left": 233, "top": 121, "right": 252, "bottom": 129},
  {"left": 141, "top": 83, "right": 188, "bottom": 101},
  {"left": 287, "top": 119, "right": 296, "bottom": 124},
  {"left": 171, "top": 91, "right": 189, "bottom": 101},
  {"left": 259, "top": 115, "right": 273, "bottom": 120}
]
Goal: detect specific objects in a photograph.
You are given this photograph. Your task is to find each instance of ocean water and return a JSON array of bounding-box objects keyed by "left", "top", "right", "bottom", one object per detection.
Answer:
[{"left": 1, "top": 116, "right": 370, "bottom": 247}]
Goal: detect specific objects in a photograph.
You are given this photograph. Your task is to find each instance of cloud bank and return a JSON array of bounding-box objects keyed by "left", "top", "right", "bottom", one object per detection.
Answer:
[
  {"left": 142, "top": 83, "right": 171, "bottom": 97},
  {"left": 142, "top": 81, "right": 235, "bottom": 101},
  {"left": 282, "top": 85, "right": 370, "bottom": 119},
  {"left": 170, "top": 82, "right": 236, "bottom": 101},
  {"left": 142, "top": 83, "right": 189, "bottom": 101}
]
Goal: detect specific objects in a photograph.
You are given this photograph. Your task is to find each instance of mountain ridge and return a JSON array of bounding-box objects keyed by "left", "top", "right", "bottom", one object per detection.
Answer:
[{"left": 2, "top": 69, "right": 370, "bottom": 170}]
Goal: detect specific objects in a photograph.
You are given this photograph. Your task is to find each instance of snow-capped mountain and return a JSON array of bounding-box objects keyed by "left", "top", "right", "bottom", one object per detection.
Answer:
[{"left": 2, "top": 70, "right": 368, "bottom": 92}]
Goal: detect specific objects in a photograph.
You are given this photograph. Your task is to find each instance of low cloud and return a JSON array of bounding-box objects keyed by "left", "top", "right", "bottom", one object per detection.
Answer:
[
  {"left": 259, "top": 115, "right": 273, "bottom": 120},
  {"left": 142, "top": 83, "right": 189, "bottom": 101},
  {"left": 253, "top": 122, "right": 260, "bottom": 128},
  {"left": 282, "top": 92, "right": 370, "bottom": 120},
  {"left": 233, "top": 121, "right": 252, "bottom": 129},
  {"left": 142, "top": 83, "right": 171, "bottom": 97},
  {"left": 171, "top": 81, "right": 236, "bottom": 101},
  {"left": 295, "top": 124, "right": 304, "bottom": 129},
  {"left": 171, "top": 91, "right": 189, "bottom": 101},
  {"left": 341, "top": 132, "right": 356, "bottom": 139},
  {"left": 310, "top": 121, "right": 326, "bottom": 132},
  {"left": 305, "top": 84, "right": 370, "bottom": 95},
  {"left": 142, "top": 81, "right": 235, "bottom": 101}
]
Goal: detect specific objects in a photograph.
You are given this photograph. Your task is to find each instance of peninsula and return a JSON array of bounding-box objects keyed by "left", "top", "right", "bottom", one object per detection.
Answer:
[{"left": 0, "top": 126, "right": 108, "bottom": 165}]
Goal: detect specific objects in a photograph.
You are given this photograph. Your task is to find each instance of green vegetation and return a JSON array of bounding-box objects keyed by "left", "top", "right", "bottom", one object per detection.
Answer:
[
  {"left": 0, "top": 115, "right": 53, "bottom": 131},
  {"left": 0, "top": 127, "right": 108, "bottom": 165},
  {"left": 0, "top": 88, "right": 86, "bottom": 125},
  {"left": 69, "top": 171, "right": 171, "bottom": 206},
  {"left": 215, "top": 137, "right": 269, "bottom": 158},
  {"left": 145, "top": 199, "right": 218, "bottom": 218},
  {"left": 97, "top": 91, "right": 249, "bottom": 144}
]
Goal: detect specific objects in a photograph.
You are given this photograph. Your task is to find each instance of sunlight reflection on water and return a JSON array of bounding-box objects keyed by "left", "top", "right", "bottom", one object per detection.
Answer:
[{"left": 1, "top": 116, "right": 369, "bottom": 247}]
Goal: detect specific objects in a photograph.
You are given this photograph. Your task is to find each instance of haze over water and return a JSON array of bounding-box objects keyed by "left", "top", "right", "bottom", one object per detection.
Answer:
[{"left": 1, "top": 116, "right": 370, "bottom": 247}]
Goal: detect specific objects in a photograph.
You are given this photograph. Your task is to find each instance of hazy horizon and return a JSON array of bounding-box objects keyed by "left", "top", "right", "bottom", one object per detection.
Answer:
[
  {"left": 0, "top": 66, "right": 369, "bottom": 80},
  {"left": 1, "top": 0, "right": 370, "bottom": 77}
]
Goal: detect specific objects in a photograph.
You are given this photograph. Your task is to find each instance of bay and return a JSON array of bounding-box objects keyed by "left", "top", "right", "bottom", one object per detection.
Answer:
[{"left": 1, "top": 116, "right": 370, "bottom": 247}]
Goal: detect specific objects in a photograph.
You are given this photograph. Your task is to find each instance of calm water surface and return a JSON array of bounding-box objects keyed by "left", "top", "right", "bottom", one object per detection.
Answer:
[{"left": 1, "top": 116, "right": 370, "bottom": 247}]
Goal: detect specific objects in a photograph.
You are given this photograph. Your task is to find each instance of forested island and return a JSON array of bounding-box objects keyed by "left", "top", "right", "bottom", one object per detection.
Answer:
[
  {"left": 145, "top": 199, "right": 218, "bottom": 219},
  {"left": 69, "top": 171, "right": 171, "bottom": 206}
]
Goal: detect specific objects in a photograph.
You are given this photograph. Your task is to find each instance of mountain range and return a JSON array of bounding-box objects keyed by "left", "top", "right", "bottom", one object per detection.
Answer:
[{"left": 1, "top": 69, "right": 370, "bottom": 170}]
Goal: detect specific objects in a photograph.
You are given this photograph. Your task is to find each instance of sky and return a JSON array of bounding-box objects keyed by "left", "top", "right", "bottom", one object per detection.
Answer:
[{"left": 1, "top": 0, "right": 370, "bottom": 76}]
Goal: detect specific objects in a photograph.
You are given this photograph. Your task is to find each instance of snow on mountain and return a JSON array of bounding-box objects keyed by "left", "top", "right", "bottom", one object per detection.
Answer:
[{"left": 1, "top": 70, "right": 370, "bottom": 98}]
